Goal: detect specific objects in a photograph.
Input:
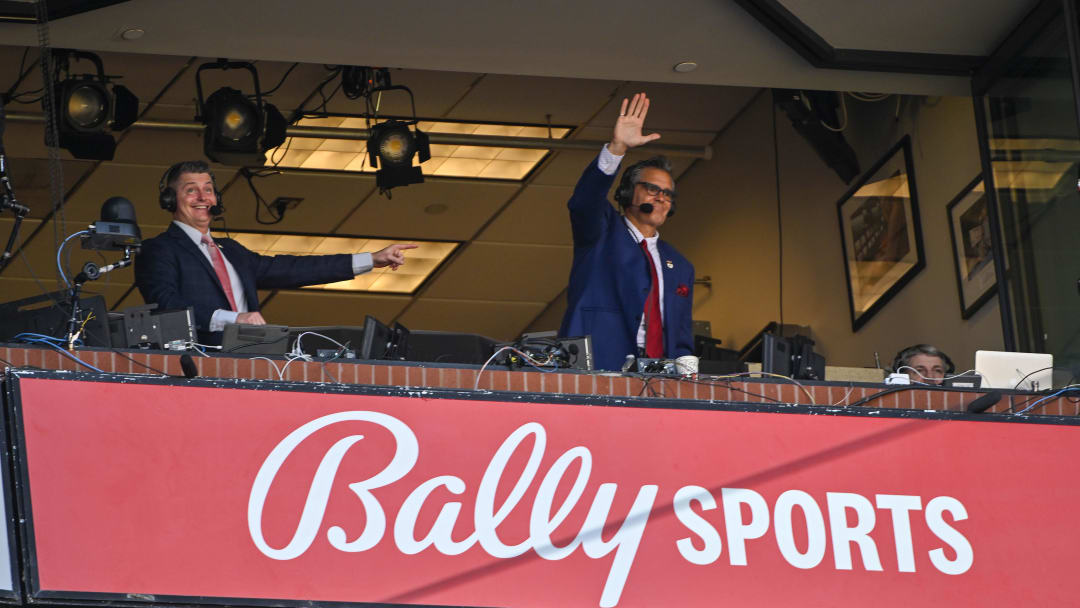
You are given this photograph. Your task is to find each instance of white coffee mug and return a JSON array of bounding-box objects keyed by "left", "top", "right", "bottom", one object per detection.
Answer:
[{"left": 675, "top": 355, "right": 699, "bottom": 376}]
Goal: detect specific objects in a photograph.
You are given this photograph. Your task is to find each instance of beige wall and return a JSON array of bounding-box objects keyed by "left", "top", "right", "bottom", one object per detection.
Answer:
[{"left": 664, "top": 92, "right": 1003, "bottom": 371}]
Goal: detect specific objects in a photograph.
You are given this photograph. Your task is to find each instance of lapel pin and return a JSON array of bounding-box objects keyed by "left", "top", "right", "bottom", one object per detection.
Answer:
[{"left": 666, "top": 260, "right": 674, "bottom": 269}]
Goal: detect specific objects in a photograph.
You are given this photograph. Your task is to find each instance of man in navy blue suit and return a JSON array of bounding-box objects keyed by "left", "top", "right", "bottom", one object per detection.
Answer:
[
  {"left": 559, "top": 93, "right": 694, "bottom": 371},
  {"left": 135, "top": 160, "right": 416, "bottom": 345}
]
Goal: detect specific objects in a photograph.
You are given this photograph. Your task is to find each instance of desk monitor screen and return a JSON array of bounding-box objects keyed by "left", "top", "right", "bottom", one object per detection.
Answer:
[
  {"left": 360, "top": 316, "right": 392, "bottom": 360},
  {"left": 761, "top": 333, "right": 792, "bottom": 377},
  {"left": 974, "top": 350, "right": 1053, "bottom": 391}
]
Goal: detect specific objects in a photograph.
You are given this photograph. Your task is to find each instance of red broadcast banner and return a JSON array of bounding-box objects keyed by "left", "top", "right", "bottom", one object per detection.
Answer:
[{"left": 10, "top": 374, "right": 1080, "bottom": 607}]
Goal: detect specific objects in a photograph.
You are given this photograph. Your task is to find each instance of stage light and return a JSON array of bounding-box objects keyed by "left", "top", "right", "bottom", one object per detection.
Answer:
[
  {"left": 46, "top": 50, "right": 140, "bottom": 161},
  {"left": 367, "top": 119, "right": 431, "bottom": 191},
  {"left": 196, "top": 60, "right": 287, "bottom": 166}
]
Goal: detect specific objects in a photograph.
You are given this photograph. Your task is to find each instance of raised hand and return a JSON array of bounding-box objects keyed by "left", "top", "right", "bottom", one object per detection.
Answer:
[
  {"left": 609, "top": 93, "right": 661, "bottom": 156},
  {"left": 372, "top": 243, "right": 419, "bottom": 270}
]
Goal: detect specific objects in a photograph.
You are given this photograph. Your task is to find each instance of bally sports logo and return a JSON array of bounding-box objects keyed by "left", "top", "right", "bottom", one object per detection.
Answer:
[{"left": 247, "top": 411, "right": 974, "bottom": 607}]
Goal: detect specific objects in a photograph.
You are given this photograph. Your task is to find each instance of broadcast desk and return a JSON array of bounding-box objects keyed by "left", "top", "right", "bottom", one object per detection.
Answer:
[
  {"left": 1, "top": 343, "right": 1078, "bottom": 608},
  {"left": 0, "top": 343, "right": 1076, "bottom": 415}
]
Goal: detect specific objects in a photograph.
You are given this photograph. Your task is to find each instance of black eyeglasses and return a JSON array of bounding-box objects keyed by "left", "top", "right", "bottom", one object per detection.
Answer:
[{"left": 635, "top": 180, "right": 676, "bottom": 202}]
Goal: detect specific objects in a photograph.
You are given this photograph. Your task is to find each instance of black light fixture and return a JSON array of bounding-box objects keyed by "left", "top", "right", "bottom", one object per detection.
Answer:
[
  {"left": 195, "top": 60, "right": 286, "bottom": 166},
  {"left": 46, "top": 50, "right": 139, "bottom": 161},
  {"left": 367, "top": 119, "right": 430, "bottom": 191},
  {"left": 353, "top": 70, "right": 430, "bottom": 195}
]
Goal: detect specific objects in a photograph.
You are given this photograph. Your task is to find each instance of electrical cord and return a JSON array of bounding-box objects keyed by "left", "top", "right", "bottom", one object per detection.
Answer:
[
  {"left": 847, "top": 92, "right": 891, "bottom": 102},
  {"left": 1010, "top": 366, "right": 1058, "bottom": 390},
  {"left": 56, "top": 230, "right": 88, "bottom": 287},
  {"left": 262, "top": 62, "right": 299, "bottom": 96},
  {"left": 239, "top": 168, "right": 286, "bottom": 224},
  {"left": 845, "top": 385, "right": 920, "bottom": 408},
  {"left": 474, "top": 346, "right": 560, "bottom": 390},
  {"left": 706, "top": 371, "right": 816, "bottom": 404},
  {"left": 820, "top": 91, "right": 848, "bottom": 132},
  {"left": 1014, "top": 385, "right": 1080, "bottom": 415},
  {"left": 894, "top": 366, "right": 985, "bottom": 386}
]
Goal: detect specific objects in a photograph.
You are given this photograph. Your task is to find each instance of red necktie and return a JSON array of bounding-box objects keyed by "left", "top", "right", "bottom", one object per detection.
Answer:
[
  {"left": 640, "top": 239, "right": 663, "bottom": 358},
  {"left": 201, "top": 233, "right": 238, "bottom": 312}
]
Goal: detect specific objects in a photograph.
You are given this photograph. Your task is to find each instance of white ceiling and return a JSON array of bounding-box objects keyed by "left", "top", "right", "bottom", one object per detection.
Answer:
[
  {"left": 0, "top": 0, "right": 1041, "bottom": 96},
  {"left": 0, "top": 0, "right": 1041, "bottom": 341}
]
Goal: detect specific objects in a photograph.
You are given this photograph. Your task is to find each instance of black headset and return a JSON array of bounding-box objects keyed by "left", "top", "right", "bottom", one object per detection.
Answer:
[
  {"left": 892, "top": 344, "right": 955, "bottom": 375},
  {"left": 158, "top": 161, "right": 224, "bottom": 216},
  {"left": 614, "top": 158, "right": 676, "bottom": 218}
]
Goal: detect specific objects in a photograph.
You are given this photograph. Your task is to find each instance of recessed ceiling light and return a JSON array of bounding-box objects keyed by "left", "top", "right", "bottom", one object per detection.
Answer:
[
  {"left": 673, "top": 61, "right": 698, "bottom": 73},
  {"left": 120, "top": 28, "right": 145, "bottom": 41},
  {"left": 265, "top": 118, "right": 572, "bottom": 180},
  {"left": 213, "top": 230, "right": 458, "bottom": 294}
]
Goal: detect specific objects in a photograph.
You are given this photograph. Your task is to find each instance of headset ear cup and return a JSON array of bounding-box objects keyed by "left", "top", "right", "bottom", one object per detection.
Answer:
[{"left": 159, "top": 187, "right": 176, "bottom": 212}]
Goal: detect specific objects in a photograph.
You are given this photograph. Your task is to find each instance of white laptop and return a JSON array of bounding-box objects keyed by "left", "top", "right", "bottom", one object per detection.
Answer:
[{"left": 974, "top": 350, "right": 1053, "bottom": 391}]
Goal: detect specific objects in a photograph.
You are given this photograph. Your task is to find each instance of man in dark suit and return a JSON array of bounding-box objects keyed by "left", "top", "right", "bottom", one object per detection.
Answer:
[
  {"left": 135, "top": 160, "right": 416, "bottom": 345},
  {"left": 559, "top": 93, "right": 695, "bottom": 371}
]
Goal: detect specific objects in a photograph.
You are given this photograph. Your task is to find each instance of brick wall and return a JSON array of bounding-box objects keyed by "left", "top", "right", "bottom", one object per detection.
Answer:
[{"left": 1, "top": 344, "right": 1073, "bottom": 416}]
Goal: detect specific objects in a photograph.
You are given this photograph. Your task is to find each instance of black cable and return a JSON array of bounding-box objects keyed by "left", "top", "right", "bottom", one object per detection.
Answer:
[
  {"left": 676, "top": 376, "right": 785, "bottom": 404},
  {"left": 0, "top": 355, "right": 15, "bottom": 368},
  {"left": 845, "top": 385, "right": 921, "bottom": 408},
  {"left": 1011, "top": 366, "right": 1059, "bottom": 390},
  {"left": 8, "top": 94, "right": 44, "bottom": 105},
  {"left": 262, "top": 62, "right": 299, "bottom": 96},
  {"left": 3, "top": 49, "right": 38, "bottom": 101},
  {"left": 239, "top": 168, "right": 285, "bottom": 225},
  {"left": 772, "top": 100, "right": 783, "bottom": 330}
]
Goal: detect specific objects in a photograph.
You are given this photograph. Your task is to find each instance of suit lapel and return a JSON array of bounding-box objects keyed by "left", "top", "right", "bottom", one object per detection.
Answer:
[
  {"left": 618, "top": 228, "right": 650, "bottom": 338},
  {"left": 166, "top": 223, "right": 230, "bottom": 302}
]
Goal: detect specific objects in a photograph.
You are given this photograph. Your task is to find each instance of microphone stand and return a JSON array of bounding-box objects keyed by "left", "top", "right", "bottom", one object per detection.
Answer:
[
  {"left": 0, "top": 142, "right": 31, "bottom": 274},
  {"left": 65, "top": 246, "right": 135, "bottom": 349}
]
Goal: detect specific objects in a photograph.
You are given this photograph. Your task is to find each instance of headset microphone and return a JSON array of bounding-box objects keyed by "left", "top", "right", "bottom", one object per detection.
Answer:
[{"left": 638, "top": 202, "right": 654, "bottom": 214}]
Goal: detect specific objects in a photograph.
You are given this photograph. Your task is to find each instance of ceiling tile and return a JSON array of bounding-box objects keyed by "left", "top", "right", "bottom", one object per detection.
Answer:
[
  {"left": 111, "top": 128, "right": 208, "bottom": 165},
  {"left": 64, "top": 164, "right": 237, "bottom": 228},
  {"left": 258, "top": 290, "right": 411, "bottom": 328},
  {"left": 524, "top": 290, "right": 568, "bottom": 334},
  {"left": 446, "top": 73, "right": 619, "bottom": 125},
  {"left": 0, "top": 214, "right": 140, "bottom": 291},
  {"left": 478, "top": 184, "right": 574, "bottom": 246},
  {"left": 218, "top": 170, "right": 374, "bottom": 233},
  {"left": 3, "top": 156, "right": 97, "bottom": 220},
  {"left": 323, "top": 68, "right": 483, "bottom": 118},
  {"left": 0, "top": 276, "right": 133, "bottom": 322},
  {"left": 399, "top": 298, "right": 546, "bottom": 342},
  {"left": 336, "top": 179, "right": 518, "bottom": 241},
  {"left": 424, "top": 242, "right": 572, "bottom": 302},
  {"left": 141, "top": 57, "right": 344, "bottom": 120},
  {"left": 590, "top": 83, "right": 762, "bottom": 132}
]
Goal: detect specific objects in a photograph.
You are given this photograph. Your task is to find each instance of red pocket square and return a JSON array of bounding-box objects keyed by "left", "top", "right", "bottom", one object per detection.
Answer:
[{"left": 676, "top": 284, "right": 689, "bottom": 297}]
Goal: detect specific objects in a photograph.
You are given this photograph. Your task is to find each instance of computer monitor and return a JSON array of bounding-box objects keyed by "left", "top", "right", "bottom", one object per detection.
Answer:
[
  {"left": 359, "top": 316, "right": 409, "bottom": 361},
  {"left": 975, "top": 350, "right": 1053, "bottom": 391},
  {"left": 761, "top": 333, "right": 792, "bottom": 377},
  {"left": 360, "top": 316, "right": 393, "bottom": 360}
]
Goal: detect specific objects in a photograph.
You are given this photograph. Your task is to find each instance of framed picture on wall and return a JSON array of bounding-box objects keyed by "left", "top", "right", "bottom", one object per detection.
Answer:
[
  {"left": 836, "top": 135, "right": 925, "bottom": 332},
  {"left": 946, "top": 175, "right": 999, "bottom": 319}
]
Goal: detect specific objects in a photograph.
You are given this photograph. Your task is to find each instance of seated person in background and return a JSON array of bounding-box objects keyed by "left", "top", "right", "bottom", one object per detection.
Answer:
[
  {"left": 892, "top": 344, "right": 955, "bottom": 385},
  {"left": 558, "top": 93, "right": 695, "bottom": 371},
  {"left": 135, "top": 160, "right": 416, "bottom": 345}
]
